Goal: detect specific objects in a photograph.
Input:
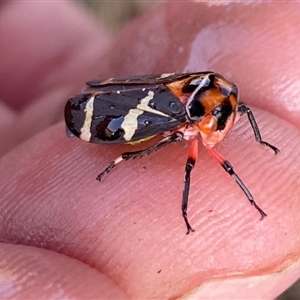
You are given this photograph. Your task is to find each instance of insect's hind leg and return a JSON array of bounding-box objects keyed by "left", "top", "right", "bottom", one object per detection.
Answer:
[
  {"left": 206, "top": 145, "right": 267, "bottom": 219},
  {"left": 96, "top": 132, "right": 183, "bottom": 181}
]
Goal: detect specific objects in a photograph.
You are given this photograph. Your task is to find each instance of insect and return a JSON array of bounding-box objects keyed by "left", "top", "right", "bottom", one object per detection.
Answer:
[{"left": 64, "top": 72, "right": 279, "bottom": 234}]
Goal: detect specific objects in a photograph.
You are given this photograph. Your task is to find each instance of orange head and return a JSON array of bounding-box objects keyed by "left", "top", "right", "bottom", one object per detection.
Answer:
[{"left": 185, "top": 73, "right": 239, "bottom": 147}]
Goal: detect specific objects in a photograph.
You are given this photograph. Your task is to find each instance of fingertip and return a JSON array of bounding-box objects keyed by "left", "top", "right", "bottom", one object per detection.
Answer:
[{"left": 0, "top": 243, "right": 129, "bottom": 299}]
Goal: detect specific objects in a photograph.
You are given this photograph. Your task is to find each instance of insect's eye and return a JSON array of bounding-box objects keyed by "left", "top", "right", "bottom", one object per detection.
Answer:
[{"left": 197, "top": 115, "right": 218, "bottom": 133}]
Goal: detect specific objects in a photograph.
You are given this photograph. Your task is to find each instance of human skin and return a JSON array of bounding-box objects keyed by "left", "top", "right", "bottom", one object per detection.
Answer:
[{"left": 0, "top": 1, "right": 300, "bottom": 299}]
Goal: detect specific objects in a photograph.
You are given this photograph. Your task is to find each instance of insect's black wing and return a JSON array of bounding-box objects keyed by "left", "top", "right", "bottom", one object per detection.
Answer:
[
  {"left": 65, "top": 83, "right": 186, "bottom": 144},
  {"left": 85, "top": 72, "right": 211, "bottom": 90}
]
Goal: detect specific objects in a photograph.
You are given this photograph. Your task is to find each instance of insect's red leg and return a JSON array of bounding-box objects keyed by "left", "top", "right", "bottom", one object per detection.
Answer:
[
  {"left": 96, "top": 132, "right": 183, "bottom": 181},
  {"left": 182, "top": 138, "right": 198, "bottom": 234},
  {"left": 206, "top": 146, "right": 267, "bottom": 219},
  {"left": 238, "top": 103, "right": 279, "bottom": 154}
]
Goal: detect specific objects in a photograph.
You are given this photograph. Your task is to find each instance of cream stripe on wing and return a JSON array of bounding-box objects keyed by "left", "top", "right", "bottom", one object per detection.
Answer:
[
  {"left": 121, "top": 91, "right": 169, "bottom": 141},
  {"left": 80, "top": 95, "right": 95, "bottom": 141},
  {"left": 121, "top": 108, "right": 144, "bottom": 141},
  {"left": 137, "top": 91, "right": 168, "bottom": 117}
]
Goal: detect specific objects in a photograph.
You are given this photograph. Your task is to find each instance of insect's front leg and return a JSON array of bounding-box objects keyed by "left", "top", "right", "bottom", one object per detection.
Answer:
[
  {"left": 206, "top": 146, "right": 267, "bottom": 219},
  {"left": 182, "top": 139, "right": 198, "bottom": 234},
  {"left": 97, "top": 132, "right": 183, "bottom": 181},
  {"left": 238, "top": 103, "right": 280, "bottom": 154}
]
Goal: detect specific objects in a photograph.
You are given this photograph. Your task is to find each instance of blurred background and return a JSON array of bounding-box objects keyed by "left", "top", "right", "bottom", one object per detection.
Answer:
[{"left": 78, "top": 1, "right": 159, "bottom": 33}]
